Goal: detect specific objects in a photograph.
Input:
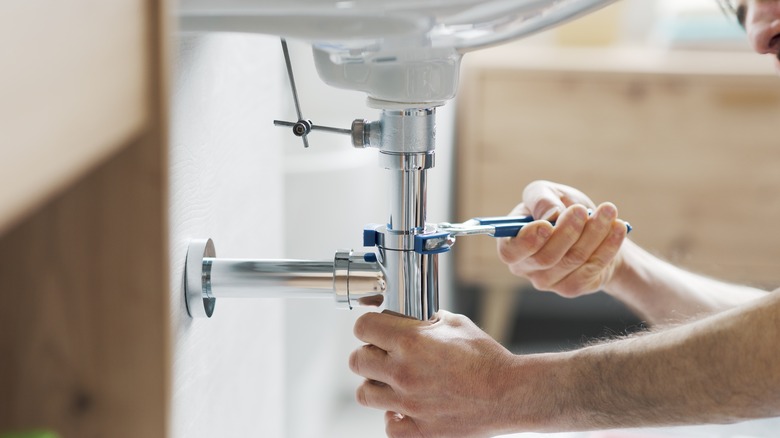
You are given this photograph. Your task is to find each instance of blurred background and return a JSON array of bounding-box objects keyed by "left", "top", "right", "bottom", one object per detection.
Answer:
[{"left": 275, "top": 0, "right": 780, "bottom": 436}]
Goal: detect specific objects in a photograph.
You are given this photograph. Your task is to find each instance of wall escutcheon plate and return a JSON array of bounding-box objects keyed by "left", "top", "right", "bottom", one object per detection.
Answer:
[{"left": 185, "top": 238, "right": 216, "bottom": 318}]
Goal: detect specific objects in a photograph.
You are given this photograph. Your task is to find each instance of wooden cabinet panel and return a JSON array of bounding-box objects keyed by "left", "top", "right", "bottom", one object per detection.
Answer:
[
  {"left": 0, "top": 138, "right": 168, "bottom": 438},
  {"left": 457, "top": 47, "right": 780, "bottom": 290},
  {"left": 0, "top": 1, "right": 168, "bottom": 437},
  {"left": 0, "top": 1, "right": 150, "bottom": 235}
]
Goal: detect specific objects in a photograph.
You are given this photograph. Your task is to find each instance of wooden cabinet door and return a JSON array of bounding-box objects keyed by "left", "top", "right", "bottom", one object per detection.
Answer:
[{"left": 0, "top": 2, "right": 169, "bottom": 437}]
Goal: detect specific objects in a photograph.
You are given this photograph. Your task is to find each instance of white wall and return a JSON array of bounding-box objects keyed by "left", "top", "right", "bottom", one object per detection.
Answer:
[{"left": 169, "top": 33, "right": 287, "bottom": 438}]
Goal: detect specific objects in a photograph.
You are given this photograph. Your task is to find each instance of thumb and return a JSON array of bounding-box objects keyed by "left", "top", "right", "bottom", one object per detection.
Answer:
[{"left": 522, "top": 182, "right": 566, "bottom": 221}]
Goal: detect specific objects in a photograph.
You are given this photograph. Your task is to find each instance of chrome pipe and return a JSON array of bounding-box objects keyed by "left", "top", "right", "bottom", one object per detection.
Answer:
[
  {"left": 382, "top": 152, "right": 432, "bottom": 235},
  {"left": 184, "top": 240, "right": 386, "bottom": 318},
  {"left": 374, "top": 108, "right": 440, "bottom": 321},
  {"left": 421, "top": 253, "right": 439, "bottom": 320},
  {"left": 205, "top": 258, "right": 335, "bottom": 299}
]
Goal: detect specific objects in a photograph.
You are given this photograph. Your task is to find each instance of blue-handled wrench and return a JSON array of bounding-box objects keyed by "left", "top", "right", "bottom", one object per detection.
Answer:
[{"left": 438, "top": 213, "right": 632, "bottom": 238}]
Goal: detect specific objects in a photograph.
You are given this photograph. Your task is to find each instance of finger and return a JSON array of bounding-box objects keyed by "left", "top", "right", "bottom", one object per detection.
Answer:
[
  {"left": 552, "top": 219, "right": 628, "bottom": 295},
  {"left": 544, "top": 202, "right": 619, "bottom": 282},
  {"left": 349, "top": 344, "right": 391, "bottom": 382},
  {"left": 523, "top": 181, "right": 596, "bottom": 220},
  {"left": 354, "top": 311, "right": 426, "bottom": 352},
  {"left": 385, "top": 411, "right": 423, "bottom": 438},
  {"left": 507, "top": 201, "right": 531, "bottom": 217},
  {"left": 522, "top": 204, "right": 589, "bottom": 271},
  {"left": 496, "top": 220, "right": 554, "bottom": 265},
  {"left": 355, "top": 379, "right": 403, "bottom": 412},
  {"left": 556, "top": 185, "right": 596, "bottom": 210},
  {"left": 522, "top": 181, "right": 567, "bottom": 221}
]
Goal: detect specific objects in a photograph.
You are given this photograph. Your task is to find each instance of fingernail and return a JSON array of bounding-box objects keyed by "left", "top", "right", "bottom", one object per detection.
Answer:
[
  {"left": 573, "top": 206, "right": 588, "bottom": 221},
  {"left": 537, "top": 225, "right": 552, "bottom": 239},
  {"left": 597, "top": 204, "right": 617, "bottom": 221},
  {"left": 541, "top": 207, "right": 561, "bottom": 221}
]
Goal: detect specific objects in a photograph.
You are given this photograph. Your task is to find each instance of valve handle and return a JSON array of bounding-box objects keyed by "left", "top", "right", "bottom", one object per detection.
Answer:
[
  {"left": 274, "top": 38, "right": 352, "bottom": 148},
  {"left": 278, "top": 38, "right": 310, "bottom": 148}
]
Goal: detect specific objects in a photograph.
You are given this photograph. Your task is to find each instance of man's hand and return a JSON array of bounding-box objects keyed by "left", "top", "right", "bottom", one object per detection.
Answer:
[
  {"left": 497, "top": 180, "right": 629, "bottom": 298},
  {"left": 349, "top": 310, "right": 521, "bottom": 438}
]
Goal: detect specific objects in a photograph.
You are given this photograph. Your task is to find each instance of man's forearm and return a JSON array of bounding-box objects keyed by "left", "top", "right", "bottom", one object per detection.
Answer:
[
  {"left": 512, "top": 291, "right": 780, "bottom": 432},
  {"left": 605, "top": 240, "right": 768, "bottom": 325}
]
